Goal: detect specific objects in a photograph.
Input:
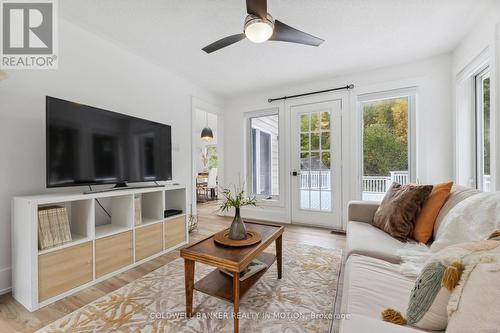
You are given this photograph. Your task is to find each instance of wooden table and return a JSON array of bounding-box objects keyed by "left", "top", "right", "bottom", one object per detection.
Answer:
[{"left": 180, "top": 221, "right": 284, "bottom": 333}]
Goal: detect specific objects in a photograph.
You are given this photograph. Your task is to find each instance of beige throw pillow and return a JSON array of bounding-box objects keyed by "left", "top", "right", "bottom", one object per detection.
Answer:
[
  {"left": 373, "top": 183, "right": 433, "bottom": 241},
  {"left": 446, "top": 261, "right": 500, "bottom": 332}
]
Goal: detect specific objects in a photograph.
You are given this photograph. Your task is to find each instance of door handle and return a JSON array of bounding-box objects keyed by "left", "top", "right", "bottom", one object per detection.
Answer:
[{"left": 292, "top": 171, "right": 301, "bottom": 176}]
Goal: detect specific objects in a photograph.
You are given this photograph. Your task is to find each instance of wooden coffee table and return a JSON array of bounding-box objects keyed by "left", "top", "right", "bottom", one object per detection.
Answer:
[{"left": 180, "top": 221, "right": 284, "bottom": 333}]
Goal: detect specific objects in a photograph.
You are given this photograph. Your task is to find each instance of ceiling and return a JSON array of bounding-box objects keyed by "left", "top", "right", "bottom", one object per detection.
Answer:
[{"left": 60, "top": 0, "right": 495, "bottom": 97}]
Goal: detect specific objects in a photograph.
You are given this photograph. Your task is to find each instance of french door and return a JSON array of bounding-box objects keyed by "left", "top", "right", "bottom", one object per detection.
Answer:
[{"left": 290, "top": 100, "right": 342, "bottom": 229}]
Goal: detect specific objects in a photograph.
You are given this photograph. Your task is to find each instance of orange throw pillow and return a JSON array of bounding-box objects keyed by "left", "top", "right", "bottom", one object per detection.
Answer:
[{"left": 414, "top": 181, "right": 453, "bottom": 243}]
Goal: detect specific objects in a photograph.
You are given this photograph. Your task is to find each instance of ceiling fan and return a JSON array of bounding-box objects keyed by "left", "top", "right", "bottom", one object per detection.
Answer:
[{"left": 202, "top": 0, "right": 325, "bottom": 54}]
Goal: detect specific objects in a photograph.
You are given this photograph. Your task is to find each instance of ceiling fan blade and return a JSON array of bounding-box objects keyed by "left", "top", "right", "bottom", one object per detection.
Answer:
[
  {"left": 202, "top": 33, "right": 246, "bottom": 54},
  {"left": 269, "top": 20, "right": 324, "bottom": 46},
  {"left": 246, "top": 0, "right": 267, "bottom": 19}
]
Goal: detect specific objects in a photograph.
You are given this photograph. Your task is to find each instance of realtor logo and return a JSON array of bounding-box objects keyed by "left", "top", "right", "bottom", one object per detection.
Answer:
[{"left": 1, "top": 0, "right": 58, "bottom": 69}]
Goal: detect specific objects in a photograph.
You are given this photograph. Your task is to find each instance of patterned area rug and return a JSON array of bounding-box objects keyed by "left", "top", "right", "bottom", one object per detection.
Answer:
[{"left": 38, "top": 242, "right": 342, "bottom": 333}]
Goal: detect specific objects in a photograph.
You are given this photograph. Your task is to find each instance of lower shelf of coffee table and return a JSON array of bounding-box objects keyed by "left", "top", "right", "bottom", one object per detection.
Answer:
[{"left": 193, "top": 252, "right": 276, "bottom": 303}]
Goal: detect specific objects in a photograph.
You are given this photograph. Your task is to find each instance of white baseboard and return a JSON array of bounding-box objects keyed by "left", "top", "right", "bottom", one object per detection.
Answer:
[{"left": 0, "top": 267, "right": 12, "bottom": 295}]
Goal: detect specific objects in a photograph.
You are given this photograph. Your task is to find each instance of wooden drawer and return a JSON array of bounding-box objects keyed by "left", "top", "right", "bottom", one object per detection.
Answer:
[
  {"left": 96, "top": 231, "right": 133, "bottom": 278},
  {"left": 38, "top": 242, "right": 93, "bottom": 302},
  {"left": 164, "top": 216, "right": 186, "bottom": 249},
  {"left": 135, "top": 223, "right": 163, "bottom": 261}
]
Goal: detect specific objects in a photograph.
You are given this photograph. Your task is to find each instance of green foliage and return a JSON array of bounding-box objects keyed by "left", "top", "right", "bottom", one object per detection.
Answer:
[
  {"left": 219, "top": 183, "right": 257, "bottom": 212},
  {"left": 364, "top": 124, "right": 407, "bottom": 176},
  {"left": 207, "top": 145, "right": 218, "bottom": 170},
  {"left": 363, "top": 99, "right": 408, "bottom": 176}
]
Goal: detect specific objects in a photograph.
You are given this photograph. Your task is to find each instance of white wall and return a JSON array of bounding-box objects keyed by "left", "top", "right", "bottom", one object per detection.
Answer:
[
  {"left": 0, "top": 18, "right": 223, "bottom": 293},
  {"left": 451, "top": 4, "right": 500, "bottom": 190},
  {"left": 224, "top": 55, "right": 453, "bottom": 224}
]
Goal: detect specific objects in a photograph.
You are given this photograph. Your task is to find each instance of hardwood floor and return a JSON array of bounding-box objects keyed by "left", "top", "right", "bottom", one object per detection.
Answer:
[{"left": 0, "top": 201, "right": 345, "bottom": 333}]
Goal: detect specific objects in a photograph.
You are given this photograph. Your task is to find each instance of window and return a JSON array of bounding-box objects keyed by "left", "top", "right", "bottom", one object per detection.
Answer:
[
  {"left": 247, "top": 112, "right": 279, "bottom": 200},
  {"left": 206, "top": 145, "right": 218, "bottom": 170},
  {"left": 359, "top": 90, "right": 415, "bottom": 200},
  {"left": 476, "top": 68, "right": 491, "bottom": 191}
]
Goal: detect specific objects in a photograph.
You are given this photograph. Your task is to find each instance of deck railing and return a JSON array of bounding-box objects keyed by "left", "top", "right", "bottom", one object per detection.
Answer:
[
  {"left": 362, "top": 176, "right": 389, "bottom": 193},
  {"left": 300, "top": 171, "right": 331, "bottom": 189},
  {"left": 301, "top": 170, "right": 409, "bottom": 193},
  {"left": 361, "top": 171, "right": 409, "bottom": 193}
]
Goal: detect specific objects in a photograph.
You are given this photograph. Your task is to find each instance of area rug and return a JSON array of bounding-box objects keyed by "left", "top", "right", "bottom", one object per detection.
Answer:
[{"left": 38, "top": 242, "right": 342, "bottom": 333}]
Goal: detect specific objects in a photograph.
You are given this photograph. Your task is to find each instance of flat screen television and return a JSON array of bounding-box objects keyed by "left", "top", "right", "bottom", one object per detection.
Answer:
[{"left": 46, "top": 96, "right": 172, "bottom": 188}]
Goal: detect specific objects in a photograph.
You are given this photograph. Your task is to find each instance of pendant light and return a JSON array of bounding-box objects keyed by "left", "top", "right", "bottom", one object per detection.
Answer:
[{"left": 200, "top": 112, "right": 213, "bottom": 141}]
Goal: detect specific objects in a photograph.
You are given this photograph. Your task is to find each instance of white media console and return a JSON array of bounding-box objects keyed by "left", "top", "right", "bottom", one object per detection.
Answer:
[{"left": 12, "top": 184, "right": 188, "bottom": 311}]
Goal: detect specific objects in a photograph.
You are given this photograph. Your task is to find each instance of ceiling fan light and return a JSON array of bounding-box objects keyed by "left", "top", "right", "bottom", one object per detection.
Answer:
[{"left": 244, "top": 14, "right": 274, "bottom": 43}]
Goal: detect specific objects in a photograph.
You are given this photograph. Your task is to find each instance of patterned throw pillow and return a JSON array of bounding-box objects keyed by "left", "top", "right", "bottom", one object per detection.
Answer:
[
  {"left": 381, "top": 232, "right": 500, "bottom": 330},
  {"left": 373, "top": 183, "right": 433, "bottom": 241}
]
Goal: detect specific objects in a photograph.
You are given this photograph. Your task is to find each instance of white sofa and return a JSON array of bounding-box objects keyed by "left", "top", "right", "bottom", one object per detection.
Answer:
[{"left": 339, "top": 186, "right": 480, "bottom": 333}]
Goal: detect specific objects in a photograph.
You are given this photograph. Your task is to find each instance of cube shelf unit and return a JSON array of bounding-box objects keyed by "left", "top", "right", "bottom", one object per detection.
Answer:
[{"left": 12, "top": 184, "right": 187, "bottom": 311}]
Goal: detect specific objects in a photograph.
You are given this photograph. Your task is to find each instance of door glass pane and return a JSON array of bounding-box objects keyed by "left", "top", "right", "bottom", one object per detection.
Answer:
[
  {"left": 300, "top": 152, "right": 310, "bottom": 170},
  {"left": 320, "top": 171, "right": 330, "bottom": 190},
  {"left": 300, "top": 114, "right": 309, "bottom": 132},
  {"left": 320, "top": 112, "right": 330, "bottom": 130},
  {"left": 311, "top": 133, "right": 320, "bottom": 150},
  {"left": 300, "top": 133, "right": 310, "bottom": 151},
  {"left": 321, "top": 191, "right": 331, "bottom": 210},
  {"left": 321, "top": 152, "right": 330, "bottom": 170},
  {"left": 321, "top": 131, "right": 330, "bottom": 150},
  {"left": 311, "top": 152, "right": 320, "bottom": 169},
  {"left": 310, "top": 113, "right": 319, "bottom": 132},
  {"left": 310, "top": 190, "right": 320, "bottom": 210},
  {"left": 299, "top": 111, "right": 332, "bottom": 211},
  {"left": 300, "top": 188, "right": 310, "bottom": 210},
  {"left": 362, "top": 97, "right": 409, "bottom": 200}
]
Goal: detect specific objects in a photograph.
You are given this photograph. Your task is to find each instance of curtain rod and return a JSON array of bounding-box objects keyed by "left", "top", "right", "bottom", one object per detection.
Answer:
[{"left": 268, "top": 84, "right": 355, "bottom": 103}]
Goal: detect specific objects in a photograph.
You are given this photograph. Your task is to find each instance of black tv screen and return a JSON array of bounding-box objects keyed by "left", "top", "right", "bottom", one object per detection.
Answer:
[{"left": 46, "top": 96, "right": 172, "bottom": 187}]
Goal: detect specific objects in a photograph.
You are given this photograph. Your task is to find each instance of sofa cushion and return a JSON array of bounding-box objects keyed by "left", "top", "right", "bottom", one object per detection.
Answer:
[
  {"left": 414, "top": 181, "right": 453, "bottom": 244},
  {"left": 341, "top": 255, "right": 415, "bottom": 319},
  {"left": 432, "top": 185, "right": 480, "bottom": 239},
  {"left": 347, "top": 221, "right": 406, "bottom": 263},
  {"left": 373, "top": 183, "right": 433, "bottom": 241}
]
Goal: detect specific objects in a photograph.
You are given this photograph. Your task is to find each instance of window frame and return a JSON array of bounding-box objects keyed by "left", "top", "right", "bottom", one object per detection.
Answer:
[
  {"left": 454, "top": 49, "right": 489, "bottom": 189},
  {"left": 245, "top": 107, "right": 282, "bottom": 205},
  {"left": 357, "top": 87, "right": 417, "bottom": 198}
]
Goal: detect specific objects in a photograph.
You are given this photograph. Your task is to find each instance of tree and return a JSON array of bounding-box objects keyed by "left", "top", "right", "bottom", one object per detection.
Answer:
[
  {"left": 363, "top": 124, "right": 408, "bottom": 176},
  {"left": 363, "top": 97, "right": 409, "bottom": 177},
  {"left": 391, "top": 101, "right": 408, "bottom": 143}
]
